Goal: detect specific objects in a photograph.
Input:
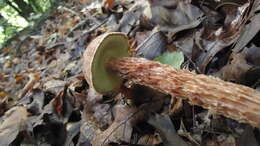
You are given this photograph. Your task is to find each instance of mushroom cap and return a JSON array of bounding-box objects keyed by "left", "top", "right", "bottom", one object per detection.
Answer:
[{"left": 83, "top": 32, "right": 129, "bottom": 94}]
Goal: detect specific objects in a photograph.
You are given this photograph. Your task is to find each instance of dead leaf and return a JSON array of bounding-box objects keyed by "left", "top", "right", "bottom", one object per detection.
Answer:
[
  {"left": 147, "top": 0, "right": 204, "bottom": 33},
  {"left": 203, "top": 135, "right": 236, "bottom": 146},
  {"left": 136, "top": 30, "right": 166, "bottom": 59},
  {"left": 237, "top": 126, "right": 258, "bottom": 146},
  {"left": 92, "top": 105, "right": 137, "bottom": 146},
  {"left": 64, "top": 122, "right": 81, "bottom": 146},
  {"left": 83, "top": 88, "right": 112, "bottom": 129},
  {"left": 148, "top": 114, "right": 188, "bottom": 146},
  {"left": 245, "top": 45, "right": 260, "bottom": 66},
  {"left": 0, "top": 106, "right": 28, "bottom": 146},
  {"left": 43, "top": 79, "right": 67, "bottom": 92},
  {"left": 0, "top": 91, "right": 8, "bottom": 100},
  {"left": 110, "top": 3, "right": 144, "bottom": 34},
  {"left": 233, "top": 14, "right": 260, "bottom": 53},
  {"left": 213, "top": 45, "right": 258, "bottom": 82},
  {"left": 137, "top": 134, "right": 161, "bottom": 145},
  {"left": 102, "top": 0, "right": 115, "bottom": 11},
  {"left": 52, "top": 85, "right": 74, "bottom": 122},
  {"left": 193, "top": 27, "right": 240, "bottom": 73},
  {"left": 1, "top": 47, "right": 10, "bottom": 54},
  {"left": 15, "top": 74, "right": 25, "bottom": 83},
  {"left": 19, "top": 73, "right": 41, "bottom": 98}
]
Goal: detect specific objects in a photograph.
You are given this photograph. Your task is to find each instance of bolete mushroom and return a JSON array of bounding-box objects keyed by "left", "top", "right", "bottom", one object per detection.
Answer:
[
  {"left": 83, "top": 32, "right": 129, "bottom": 94},
  {"left": 83, "top": 32, "right": 260, "bottom": 128}
]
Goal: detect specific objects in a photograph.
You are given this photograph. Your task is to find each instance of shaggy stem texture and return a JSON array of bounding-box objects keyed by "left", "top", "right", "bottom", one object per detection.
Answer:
[{"left": 109, "top": 57, "right": 260, "bottom": 127}]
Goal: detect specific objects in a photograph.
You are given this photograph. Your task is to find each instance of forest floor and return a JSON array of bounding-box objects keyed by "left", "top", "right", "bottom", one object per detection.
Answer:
[{"left": 0, "top": 0, "right": 260, "bottom": 145}]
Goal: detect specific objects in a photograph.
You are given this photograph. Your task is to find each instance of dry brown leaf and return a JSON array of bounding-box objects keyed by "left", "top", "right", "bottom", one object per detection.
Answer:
[
  {"left": 0, "top": 106, "right": 29, "bottom": 146},
  {"left": 102, "top": 0, "right": 115, "bottom": 11},
  {"left": 213, "top": 44, "right": 259, "bottom": 83},
  {"left": 19, "top": 73, "right": 41, "bottom": 98},
  {"left": 15, "top": 74, "right": 25, "bottom": 83},
  {"left": 91, "top": 105, "right": 137, "bottom": 146},
  {"left": 0, "top": 91, "right": 8, "bottom": 99},
  {"left": 1, "top": 48, "right": 10, "bottom": 54},
  {"left": 237, "top": 126, "right": 258, "bottom": 146},
  {"left": 213, "top": 48, "right": 251, "bottom": 82},
  {"left": 137, "top": 134, "right": 161, "bottom": 145},
  {"left": 148, "top": 114, "right": 188, "bottom": 146},
  {"left": 203, "top": 135, "right": 236, "bottom": 146}
]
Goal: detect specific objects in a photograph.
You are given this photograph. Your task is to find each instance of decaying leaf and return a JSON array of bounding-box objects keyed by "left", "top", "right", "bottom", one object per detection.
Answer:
[
  {"left": 84, "top": 88, "right": 113, "bottom": 129},
  {"left": 102, "top": 0, "right": 115, "bottom": 11},
  {"left": 193, "top": 27, "right": 240, "bottom": 73},
  {"left": 92, "top": 105, "right": 137, "bottom": 146},
  {"left": 213, "top": 51, "right": 251, "bottom": 81},
  {"left": 136, "top": 30, "right": 166, "bottom": 59},
  {"left": 110, "top": 3, "right": 144, "bottom": 34},
  {"left": 19, "top": 73, "right": 41, "bottom": 99},
  {"left": 0, "top": 91, "right": 8, "bottom": 100},
  {"left": 64, "top": 122, "right": 81, "bottom": 146},
  {"left": 147, "top": 0, "right": 204, "bottom": 33},
  {"left": 43, "top": 79, "right": 67, "bottom": 93},
  {"left": 213, "top": 44, "right": 260, "bottom": 82},
  {"left": 237, "top": 126, "right": 258, "bottom": 146},
  {"left": 0, "top": 106, "right": 28, "bottom": 146},
  {"left": 203, "top": 135, "right": 236, "bottom": 146},
  {"left": 137, "top": 134, "right": 161, "bottom": 145},
  {"left": 232, "top": 14, "right": 260, "bottom": 53},
  {"left": 148, "top": 114, "right": 188, "bottom": 146}
]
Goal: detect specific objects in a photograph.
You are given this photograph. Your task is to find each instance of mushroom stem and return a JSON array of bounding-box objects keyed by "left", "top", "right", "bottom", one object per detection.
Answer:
[{"left": 108, "top": 57, "right": 260, "bottom": 127}]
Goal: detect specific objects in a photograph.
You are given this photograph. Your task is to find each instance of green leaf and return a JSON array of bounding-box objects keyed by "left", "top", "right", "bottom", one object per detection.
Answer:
[{"left": 154, "top": 51, "right": 184, "bottom": 69}]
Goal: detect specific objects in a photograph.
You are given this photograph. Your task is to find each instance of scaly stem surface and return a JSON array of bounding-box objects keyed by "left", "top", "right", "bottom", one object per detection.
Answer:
[{"left": 109, "top": 57, "right": 260, "bottom": 127}]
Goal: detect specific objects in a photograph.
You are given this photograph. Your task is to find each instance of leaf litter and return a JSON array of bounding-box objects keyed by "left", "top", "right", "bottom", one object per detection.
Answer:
[{"left": 0, "top": 0, "right": 260, "bottom": 145}]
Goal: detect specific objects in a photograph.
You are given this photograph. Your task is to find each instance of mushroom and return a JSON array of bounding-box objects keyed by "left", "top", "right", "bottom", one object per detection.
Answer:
[
  {"left": 83, "top": 32, "right": 260, "bottom": 128},
  {"left": 83, "top": 32, "right": 129, "bottom": 94}
]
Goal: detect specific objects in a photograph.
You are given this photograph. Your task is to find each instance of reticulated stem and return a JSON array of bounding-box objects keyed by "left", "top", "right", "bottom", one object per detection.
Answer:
[{"left": 108, "top": 57, "right": 260, "bottom": 127}]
